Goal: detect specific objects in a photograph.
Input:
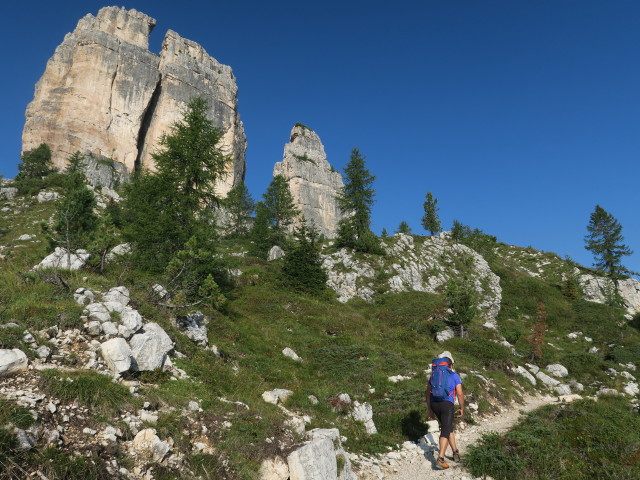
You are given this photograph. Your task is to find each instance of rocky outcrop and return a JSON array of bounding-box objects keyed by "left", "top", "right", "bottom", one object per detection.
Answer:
[
  {"left": 322, "top": 234, "right": 502, "bottom": 325},
  {"left": 578, "top": 271, "right": 640, "bottom": 315},
  {"left": 273, "top": 126, "right": 343, "bottom": 238},
  {"left": 22, "top": 6, "right": 245, "bottom": 196}
]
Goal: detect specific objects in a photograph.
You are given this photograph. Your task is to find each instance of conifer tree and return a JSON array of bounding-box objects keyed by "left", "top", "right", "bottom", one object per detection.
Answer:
[
  {"left": 381, "top": 227, "right": 388, "bottom": 238},
  {"left": 15, "top": 143, "right": 55, "bottom": 194},
  {"left": 421, "top": 191, "right": 441, "bottom": 235},
  {"left": 223, "top": 181, "right": 255, "bottom": 237},
  {"left": 396, "top": 221, "right": 411, "bottom": 234},
  {"left": 263, "top": 175, "right": 299, "bottom": 244},
  {"left": 336, "top": 148, "right": 381, "bottom": 253},
  {"left": 48, "top": 186, "right": 98, "bottom": 251},
  {"left": 584, "top": 205, "right": 633, "bottom": 280},
  {"left": 65, "top": 151, "right": 85, "bottom": 174},
  {"left": 249, "top": 201, "right": 273, "bottom": 259},
  {"left": 281, "top": 222, "right": 327, "bottom": 295},
  {"left": 121, "top": 97, "right": 230, "bottom": 271}
]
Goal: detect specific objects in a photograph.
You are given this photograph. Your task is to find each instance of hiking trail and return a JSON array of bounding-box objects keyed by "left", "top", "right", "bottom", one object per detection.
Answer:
[{"left": 354, "top": 394, "right": 555, "bottom": 480}]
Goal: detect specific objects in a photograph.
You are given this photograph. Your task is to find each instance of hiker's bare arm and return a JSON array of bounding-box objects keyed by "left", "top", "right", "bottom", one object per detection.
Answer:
[
  {"left": 426, "top": 386, "right": 434, "bottom": 418},
  {"left": 455, "top": 384, "right": 464, "bottom": 417}
]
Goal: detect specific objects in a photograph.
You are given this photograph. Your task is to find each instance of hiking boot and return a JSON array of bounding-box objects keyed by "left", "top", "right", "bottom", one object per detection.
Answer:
[
  {"left": 452, "top": 451, "right": 461, "bottom": 462},
  {"left": 435, "top": 457, "right": 449, "bottom": 470}
]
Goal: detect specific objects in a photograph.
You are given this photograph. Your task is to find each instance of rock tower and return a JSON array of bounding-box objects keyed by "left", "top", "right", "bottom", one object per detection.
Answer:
[
  {"left": 273, "top": 125, "right": 343, "bottom": 238},
  {"left": 22, "top": 6, "right": 246, "bottom": 196}
]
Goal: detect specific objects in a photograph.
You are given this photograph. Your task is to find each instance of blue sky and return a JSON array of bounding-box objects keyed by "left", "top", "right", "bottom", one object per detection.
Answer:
[{"left": 1, "top": 1, "right": 639, "bottom": 273}]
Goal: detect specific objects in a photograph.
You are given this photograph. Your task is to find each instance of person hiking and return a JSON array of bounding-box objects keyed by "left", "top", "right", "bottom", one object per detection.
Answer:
[{"left": 426, "top": 350, "right": 464, "bottom": 470}]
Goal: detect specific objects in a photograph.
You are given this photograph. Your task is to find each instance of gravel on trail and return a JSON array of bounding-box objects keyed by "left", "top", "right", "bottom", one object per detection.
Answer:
[{"left": 355, "top": 394, "right": 555, "bottom": 480}]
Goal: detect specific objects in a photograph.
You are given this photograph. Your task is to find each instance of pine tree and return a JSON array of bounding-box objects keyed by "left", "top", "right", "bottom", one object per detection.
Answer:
[
  {"left": 421, "top": 191, "right": 441, "bottom": 235},
  {"left": 48, "top": 186, "right": 98, "bottom": 251},
  {"left": 336, "top": 148, "right": 381, "bottom": 253},
  {"left": 381, "top": 227, "right": 388, "bottom": 238},
  {"left": 584, "top": 205, "right": 633, "bottom": 280},
  {"left": 263, "top": 175, "right": 299, "bottom": 244},
  {"left": 281, "top": 222, "right": 327, "bottom": 295},
  {"left": 395, "top": 221, "right": 411, "bottom": 234},
  {"left": 249, "top": 201, "right": 273, "bottom": 259},
  {"left": 223, "top": 181, "right": 255, "bottom": 237}
]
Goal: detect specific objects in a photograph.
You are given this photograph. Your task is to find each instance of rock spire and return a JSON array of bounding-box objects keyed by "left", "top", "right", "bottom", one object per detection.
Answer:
[
  {"left": 273, "top": 125, "right": 343, "bottom": 238},
  {"left": 22, "top": 6, "right": 246, "bottom": 196}
]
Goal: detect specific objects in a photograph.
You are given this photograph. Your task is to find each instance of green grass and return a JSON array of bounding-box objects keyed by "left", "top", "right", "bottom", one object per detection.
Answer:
[
  {"left": 465, "top": 396, "right": 640, "bottom": 480},
  {"left": 39, "top": 369, "right": 138, "bottom": 416},
  {"left": 1, "top": 192, "right": 639, "bottom": 478}
]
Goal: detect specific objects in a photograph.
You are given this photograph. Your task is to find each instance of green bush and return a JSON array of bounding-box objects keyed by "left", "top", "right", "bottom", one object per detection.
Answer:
[{"left": 445, "top": 337, "right": 513, "bottom": 370}]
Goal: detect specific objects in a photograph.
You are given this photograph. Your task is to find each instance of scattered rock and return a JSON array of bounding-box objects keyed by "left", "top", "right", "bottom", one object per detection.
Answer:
[
  {"left": 536, "top": 371, "right": 560, "bottom": 387},
  {"left": 515, "top": 366, "right": 537, "bottom": 385},
  {"left": 268, "top": 246, "right": 285, "bottom": 261},
  {"left": 262, "top": 389, "right": 293, "bottom": 405},
  {"left": 351, "top": 401, "right": 377, "bottom": 435},
  {"left": 132, "top": 428, "right": 171, "bottom": 462},
  {"left": 37, "top": 191, "right": 59, "bottom": 203},
  {"left": 175, "top": 311, "right": 208, "bottom": 346},
  {"left": 282, "top": 347, "right": 302, "bottom": 362}
]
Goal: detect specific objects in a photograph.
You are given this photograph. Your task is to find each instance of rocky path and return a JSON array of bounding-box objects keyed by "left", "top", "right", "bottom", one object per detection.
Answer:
[{"left": 354, "top": 394, "right": 555, "bottom": 480}]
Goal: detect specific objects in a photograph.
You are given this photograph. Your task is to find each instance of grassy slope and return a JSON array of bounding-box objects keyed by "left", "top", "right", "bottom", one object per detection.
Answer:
[{"left": 1, "top": 192, "right": 639, "bottom": 479}]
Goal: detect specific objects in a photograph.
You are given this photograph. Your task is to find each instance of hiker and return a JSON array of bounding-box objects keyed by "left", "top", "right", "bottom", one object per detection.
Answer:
[{"left": 426, "top": 350, "right": 464, "bottom": 470}]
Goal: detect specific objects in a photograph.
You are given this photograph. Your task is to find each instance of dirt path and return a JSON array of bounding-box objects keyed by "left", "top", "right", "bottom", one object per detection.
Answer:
[{"left": 354, "top": 394, "right": 555, "bottom": 480}]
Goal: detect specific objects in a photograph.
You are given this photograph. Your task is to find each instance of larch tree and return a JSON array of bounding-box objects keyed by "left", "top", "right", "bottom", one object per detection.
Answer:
[{"left": 584, "top": 205, "right": 633, "bottom": 281}]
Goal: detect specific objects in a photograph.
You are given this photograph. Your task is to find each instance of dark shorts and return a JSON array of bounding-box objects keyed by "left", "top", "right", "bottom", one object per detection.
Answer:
[{"left": 431, "top": 400, "right": 455, "bottom": 438}]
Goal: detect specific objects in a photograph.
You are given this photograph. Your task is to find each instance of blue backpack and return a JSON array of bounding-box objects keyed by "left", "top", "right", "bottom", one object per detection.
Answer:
[{"left": 429, "top": 357, "right": 453, "bottom": 401}]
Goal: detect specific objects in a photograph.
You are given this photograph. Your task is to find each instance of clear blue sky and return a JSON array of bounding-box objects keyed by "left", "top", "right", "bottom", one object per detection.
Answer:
[{"left": 2, "top": 1, "right": 639, "bottom": 273}]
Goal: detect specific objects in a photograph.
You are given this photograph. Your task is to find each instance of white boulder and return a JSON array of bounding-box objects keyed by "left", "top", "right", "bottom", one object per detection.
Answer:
[
  {"left": 546, "top": 364, "right": 569, "bottom": 378},
  {"left": 259, "top": 456, "right": 290, "bottom": 480},
  {"left": 282, "top": 347, "right": 302, "bottom": 362},
  {"left": 536, "top": 371, "right": 560, "bottom": 387},
  {"left": 37, "top": 191, "right": 59, "bottom": 203},
  {"left": 262, "top": 389, "right": 293, "bottom": 405},
  {"left": 268, "top": 246, "right": 285, "bottom": 261},
  {"left": 119, "top": 307, "right": 143, "bottom": 339},
  {"left": 100, "top": 338, "right": 132, "bottom": 374},
  {"left": 0, "top": 349, "right": 28, "bottom": 376},
  {"left": 34, "top": 247, "right": 90, "bottom": 270},
  {"left": 515, "top": 366, "right": 537, "bottom": 386},
  {"left": 351, "top": 401, "right": 377, "bottom": 435},
  {"left": 129, "top": 323, "right": 174, "bottom": 371},
  {"left": 103, "top": 286, "right": 130, "bottom": 307},
  {"left": 287, "top": 438, "right": 336, "bottom": 480}
]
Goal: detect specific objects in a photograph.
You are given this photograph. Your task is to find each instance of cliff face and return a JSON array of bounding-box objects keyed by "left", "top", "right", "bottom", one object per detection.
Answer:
[
  {"left": 273, "top": 125, "right": 343, "bottom": 238},
  {"left": 22, "top": 6, "right": 246, "bottom": 196}
]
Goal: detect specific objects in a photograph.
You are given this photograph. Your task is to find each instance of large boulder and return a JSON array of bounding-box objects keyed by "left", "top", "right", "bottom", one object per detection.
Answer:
[
  {"left": 273, "top": 125, "right": 343, "bottom": 238},
  {"left": 100, "top": 338, "right": 132, "bottom": 374},
  {"left": 129, "top": 323, "right": 174, "bottom": 371},
  {"left": 0, "top": 349, "right": 28, "bottom": 376},
  {"left": 34, "top": 248, "right": 90, "bottom": 271},
  {"left": 287, "top": 438, "right": 336, "bottom": 480}
]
